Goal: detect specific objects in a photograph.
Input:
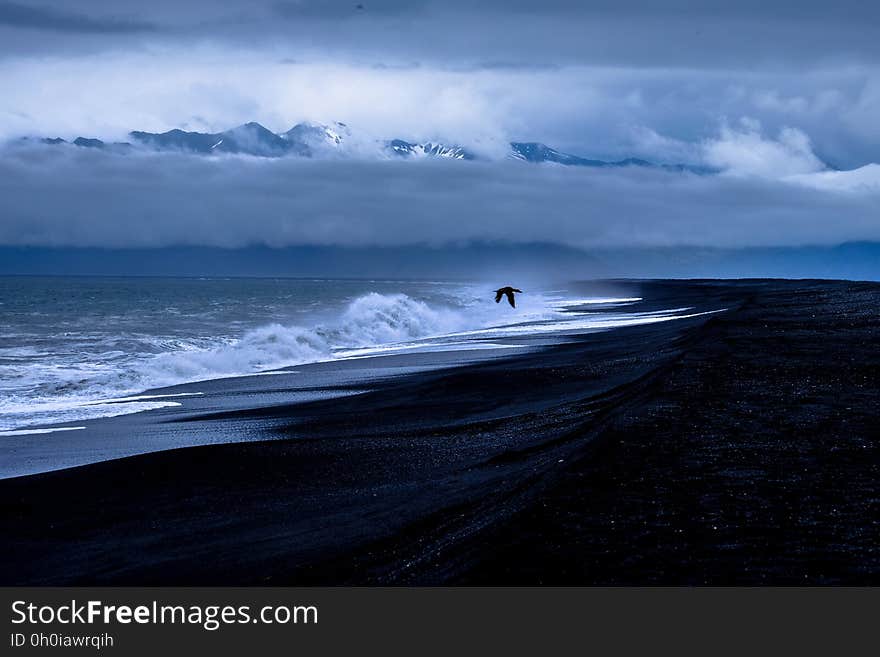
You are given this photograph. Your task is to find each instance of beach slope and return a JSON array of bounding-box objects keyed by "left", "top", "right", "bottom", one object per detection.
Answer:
[{"left": 2, "top": 280, "right": 879, "bottom": 584}]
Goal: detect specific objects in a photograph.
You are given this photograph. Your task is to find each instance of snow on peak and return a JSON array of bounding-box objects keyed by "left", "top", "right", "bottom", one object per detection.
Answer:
[
  {"left": 387, "top": 139, "right": 474, "bottom": 160},
  {"left": 284, "top": 121, "right": 350, "bottom": 149}
]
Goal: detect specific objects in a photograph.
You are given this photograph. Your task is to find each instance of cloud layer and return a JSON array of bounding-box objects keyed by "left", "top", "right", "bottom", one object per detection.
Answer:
[
  {"left": 0, "top": 1, "right": 154, "bottom": 33},
  {"left": 4, "top": 53, "right": 880, "bottom": 169},
  {"left": 2, "top": 145, "right": 878, "bottom": 250},
  {"left": 2, "top": 1, "right": 880, "bottom": 257},
  {"left": 2, "top": 2, "right": 880, "bottom": 168}
]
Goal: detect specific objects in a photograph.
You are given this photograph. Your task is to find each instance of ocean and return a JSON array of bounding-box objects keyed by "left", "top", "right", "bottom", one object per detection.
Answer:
[{"left": 0, "top": 276, "right": 700, "bottom": 434}]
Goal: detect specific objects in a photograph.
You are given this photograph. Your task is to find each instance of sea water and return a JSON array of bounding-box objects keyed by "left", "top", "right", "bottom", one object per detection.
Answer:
[{"left": 0, "top": 276, "right": 677, "bottom": 432}]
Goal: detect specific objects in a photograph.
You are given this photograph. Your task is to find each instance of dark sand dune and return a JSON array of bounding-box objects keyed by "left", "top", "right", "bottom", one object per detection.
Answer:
[{"left": 2, "top": 280, "right": 879, "bottom": 584}]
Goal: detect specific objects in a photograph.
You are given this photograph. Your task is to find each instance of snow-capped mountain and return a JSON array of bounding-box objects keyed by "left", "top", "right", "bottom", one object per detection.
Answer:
[
  {"left": 284, "top": 121, "right": 349, "bottom": 150},
  {"left": 128, "top": 121, "right": 352, "bottom": 157},
  {"left": 130, "top": 122, "right": 298, "bottom": 157},
  {"left": 510, "top": 142, "right": 710, "bottom": 173},
  {"left": 19, "top": 121, "right": 710, "bottom": 172},
  {"left": 387, "top": 139, "right": 474, "bottom": 160},
  {"left": 511, "top": 142, "right": 610, "bottom": 166},
  {"left": 213, "top": 122, "right": 292, "bottom": 157}
]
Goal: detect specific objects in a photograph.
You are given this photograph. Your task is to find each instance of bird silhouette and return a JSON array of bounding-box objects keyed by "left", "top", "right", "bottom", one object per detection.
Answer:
[{"left": 494, "top": 286, "right": 522, "bottom": 308}]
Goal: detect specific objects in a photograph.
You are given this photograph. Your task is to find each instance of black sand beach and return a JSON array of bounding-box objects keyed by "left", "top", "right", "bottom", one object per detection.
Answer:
[{"left": 2, "top": 279, "right": 879, "bottom": 585}]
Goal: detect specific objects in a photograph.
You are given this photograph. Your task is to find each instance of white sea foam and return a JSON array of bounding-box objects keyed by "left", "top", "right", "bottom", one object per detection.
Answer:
[
  {"left": 548, "top": 297, "right": 642, "bottom": 307},
  {"left": 81, "top": 392, "right": 204, "bottom": 405},
  {"left": 0, "top": 426, "right": 86, "bottom": 437},
  {"left": 444, "top": 308, "right": 725, "bottom": 339},
  {"left": 0, "top": 292, "right": 492, "bottom": 430},
  {"left": 0, "top": 289, "right": 712, "bottom": 432}
]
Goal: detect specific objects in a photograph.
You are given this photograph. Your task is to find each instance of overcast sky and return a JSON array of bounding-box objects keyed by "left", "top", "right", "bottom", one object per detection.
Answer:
[{"left": 1, "top": 1, "right": 880, "bottom": 256}]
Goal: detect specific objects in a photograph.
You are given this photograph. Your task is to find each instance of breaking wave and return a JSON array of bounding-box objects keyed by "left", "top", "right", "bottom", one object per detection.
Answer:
[
  {"left": 136, "top": 292, "right": 473, "bottom": 387},
  {"left": 1, "top": 288, "right": 658, "bottom": 431},
  {"left": 0, "top": 293, "right": 490, "bottom": 430}
]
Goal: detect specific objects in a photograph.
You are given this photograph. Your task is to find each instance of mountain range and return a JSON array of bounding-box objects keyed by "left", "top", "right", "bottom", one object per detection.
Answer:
[{"left": 20, "top": 120, "right": 711, "bottom": 172}]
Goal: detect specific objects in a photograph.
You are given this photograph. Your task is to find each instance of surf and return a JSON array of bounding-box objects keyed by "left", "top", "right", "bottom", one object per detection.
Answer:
[{"left": 0, "top": 284, "right": 665, "bottom": 432}]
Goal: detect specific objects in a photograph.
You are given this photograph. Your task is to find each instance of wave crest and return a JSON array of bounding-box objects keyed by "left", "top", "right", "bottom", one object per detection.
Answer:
[
  {"left": 331, "top": 292, "right": 467, "bottom": 346},
  {"left": 1, "top": 290, "right": 533, "bottom": 430},
  {"left": 5, "top": 293, "right": 472, "bottom": 406},
  {"left": 141, "top": 323, "right": 332, "bottom": 387},
  {"left": 131, "top": 292, "right": 465, "bottom": 389}
]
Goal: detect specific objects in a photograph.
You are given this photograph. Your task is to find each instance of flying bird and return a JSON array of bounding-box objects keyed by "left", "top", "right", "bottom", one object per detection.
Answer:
[{"left": 494, "top": 286, "right": 522, "bottom": 308}]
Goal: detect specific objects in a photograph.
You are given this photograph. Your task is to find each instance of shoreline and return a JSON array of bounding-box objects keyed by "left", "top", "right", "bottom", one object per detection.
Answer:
[
  {"left": 0, "top": 281, "right": 702, "bottom": 479},
  {"left": 2, "top": 279, "right": 878, "bottom": 584}
]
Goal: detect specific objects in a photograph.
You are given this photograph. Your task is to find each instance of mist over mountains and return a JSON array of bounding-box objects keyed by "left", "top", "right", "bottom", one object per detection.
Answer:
[
  {"left": 16, "top": 120, "right": 711, "bottom": 173},
  {"left": 3, "top": 116, "right": 879, "bottom": 281}
]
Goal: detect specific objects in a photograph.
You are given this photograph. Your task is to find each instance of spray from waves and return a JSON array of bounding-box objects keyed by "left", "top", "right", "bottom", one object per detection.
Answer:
[
  {"left": 333, "top": 292, "right": 469, "bottom": 345},
  {"left": 0, "top": 292, "right": 499, "bottom": 430},
  {"left": 139, "top": 323, "right": 331, "bottom": 388},
  {"left": 141, "top": 292, "right": 477, "bottom": 386}
]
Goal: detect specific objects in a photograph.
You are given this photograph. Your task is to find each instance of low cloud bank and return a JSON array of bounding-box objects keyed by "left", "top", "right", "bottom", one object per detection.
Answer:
[
  {"left": 1, "top": 145, "right": 879, "bottom": 251},
  {"left": 702, "top": 119, "right": 826, "bottom": 178}
]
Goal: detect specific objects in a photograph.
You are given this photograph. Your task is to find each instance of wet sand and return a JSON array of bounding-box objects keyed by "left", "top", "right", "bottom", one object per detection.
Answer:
[{"left": 2, "top": 279, "right": 879, "bottom": 584}]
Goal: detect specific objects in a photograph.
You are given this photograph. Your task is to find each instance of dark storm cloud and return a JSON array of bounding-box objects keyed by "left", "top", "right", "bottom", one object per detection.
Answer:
[
  {"left": 2, "top": 1, "right": 880, "bottom": 259},
  {"left": 2, "top": 2, "right": 880, "bottom": 166},
  {"left": 2, "top": 1, "right": 880, "bottom": 67},
  {"left": 1, "top": 146, "right": 877, "bottom": 250},
  {"left": 230, "top": 0, "right": 880, "bottom": 69},
  {"left": 0, "top": 1, "right": 154, "bottom": 33},
  {"left": 270, "top": 0, "right": 879, "bottom": 22}
]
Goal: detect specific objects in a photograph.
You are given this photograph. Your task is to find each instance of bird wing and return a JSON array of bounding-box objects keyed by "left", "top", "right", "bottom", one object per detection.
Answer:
[
  {"left": 495, "top": 290, "right": 503, "bottom": 303},
  {"left": 506, "top": 291, "right": 516, "bottom": 308}
]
